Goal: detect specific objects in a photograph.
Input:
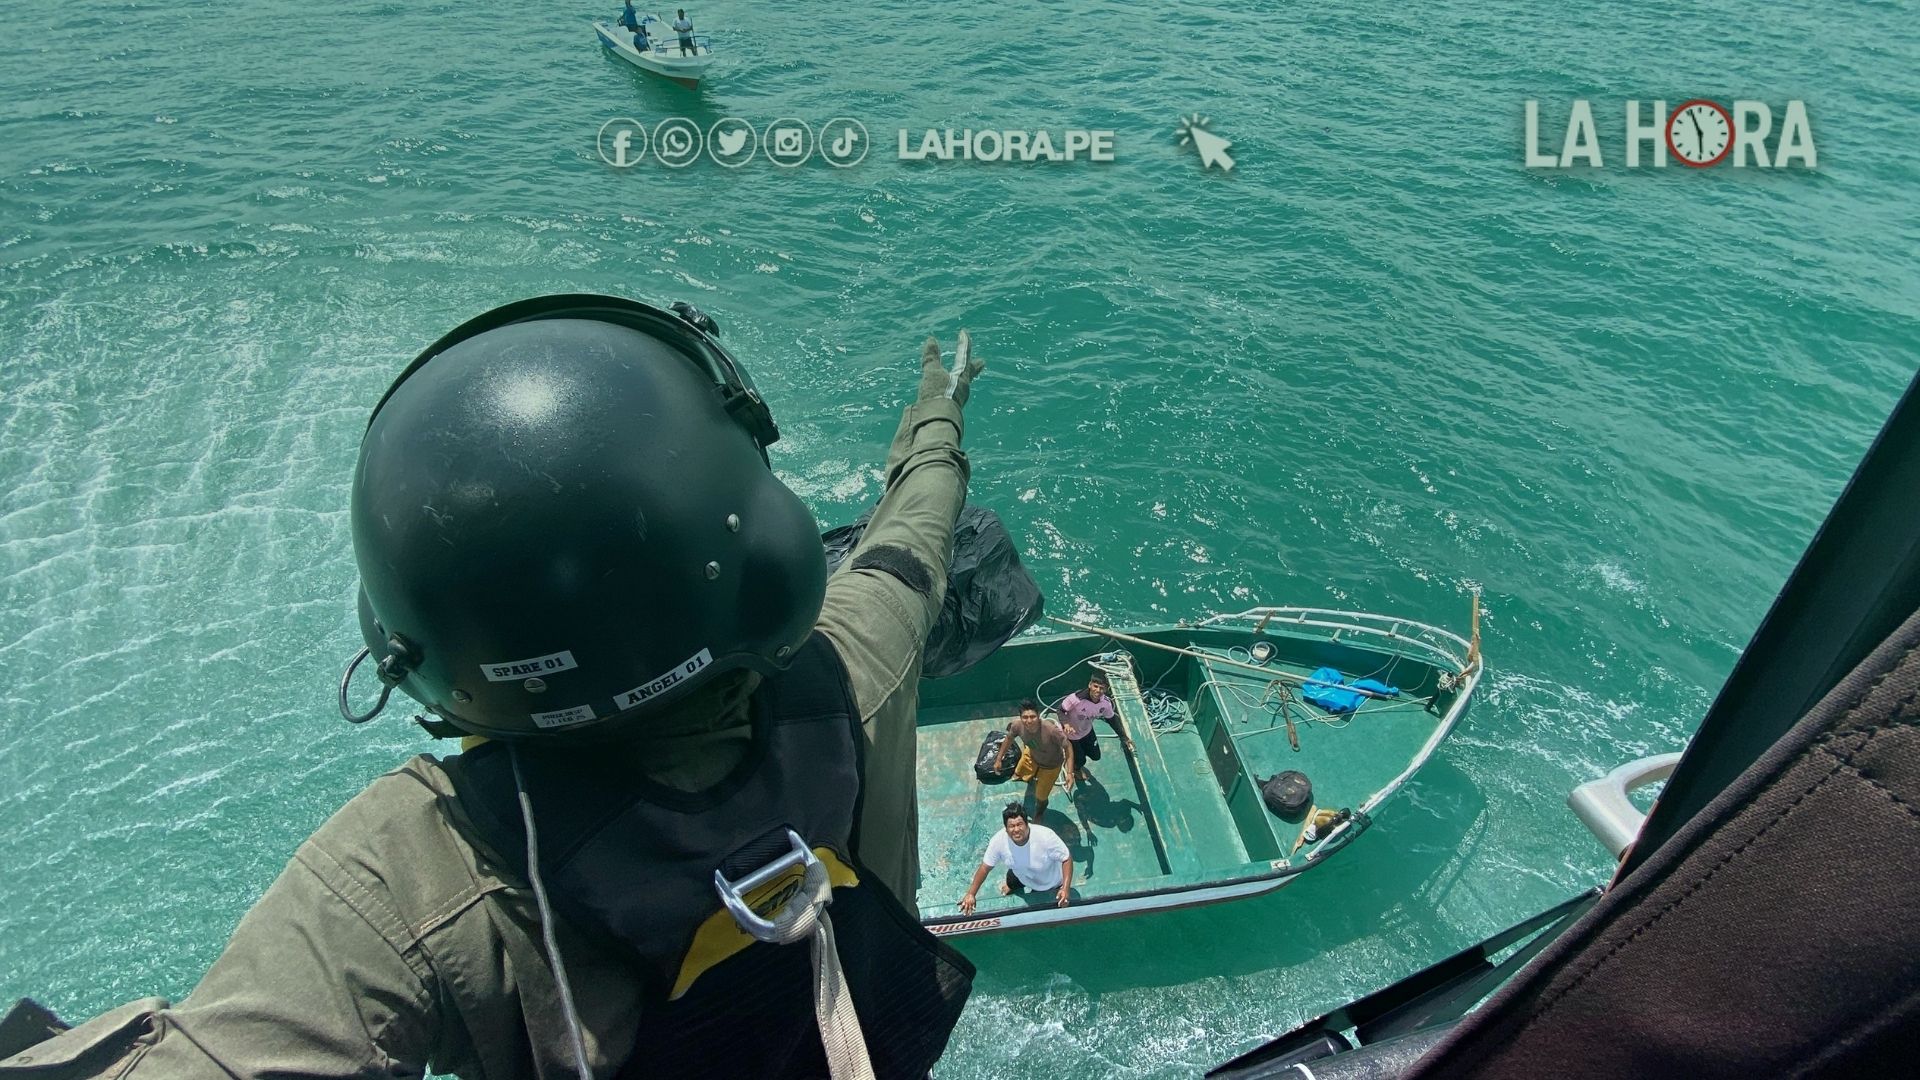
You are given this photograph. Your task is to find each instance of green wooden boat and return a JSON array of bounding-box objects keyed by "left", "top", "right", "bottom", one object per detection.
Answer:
[{"left": 912, "top": 604, "right": 1483, "bottom": 936}]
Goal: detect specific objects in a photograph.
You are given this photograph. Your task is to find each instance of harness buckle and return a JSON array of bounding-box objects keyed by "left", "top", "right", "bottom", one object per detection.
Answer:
[{"left": 713, "top": 829, "right": 819, "bottom": 942}]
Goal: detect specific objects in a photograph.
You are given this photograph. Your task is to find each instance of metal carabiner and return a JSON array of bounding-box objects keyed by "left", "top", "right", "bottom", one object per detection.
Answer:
[
  {"left": 338, "top": 646, "right": 394, "bottom": 724},
  {"left": 712, "top": 829, "right": 818, "bottom": 942}
]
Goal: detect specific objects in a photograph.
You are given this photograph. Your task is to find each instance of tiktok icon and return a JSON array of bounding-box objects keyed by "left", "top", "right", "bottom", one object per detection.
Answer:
[{"left": 819, "top": 118, "right": 869, "bottom": 168}]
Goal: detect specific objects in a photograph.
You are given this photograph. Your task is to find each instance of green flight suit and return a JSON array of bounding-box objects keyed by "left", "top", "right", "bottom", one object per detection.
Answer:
[{"left": 0, "top": 390, "right": 973, "bottom": 1079}]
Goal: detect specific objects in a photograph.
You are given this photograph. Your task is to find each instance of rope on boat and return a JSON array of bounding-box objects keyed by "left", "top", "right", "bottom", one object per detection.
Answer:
[
  {"left": 1142, "top": 687, "right": 1191, "bottom": 734},
  {"left": 1078, "top": 652, "right": 1190, "bottom": 733},
  {"left": 1043, "top": 614, "right": 1404, "bottom": 700},
  {"left": 1044, "top": 611, "right": 1436, "bottom": 711},
  {"left": 1029, "top": 650, "right": 1116, "bottom": 719},
  {"left": 1043, "top": 615, "right": 1448, "bottom": 749}
]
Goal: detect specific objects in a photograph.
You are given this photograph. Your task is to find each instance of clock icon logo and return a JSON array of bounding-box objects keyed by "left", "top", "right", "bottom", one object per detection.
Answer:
[{"left": 1666, "top": 99, "right": 1734, "bottom": 168}]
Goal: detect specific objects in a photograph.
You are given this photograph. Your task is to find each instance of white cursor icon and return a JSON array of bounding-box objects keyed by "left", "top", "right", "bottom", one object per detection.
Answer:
[{"left": 1177, "top": 114, "right": 1235, "bottom": 172}]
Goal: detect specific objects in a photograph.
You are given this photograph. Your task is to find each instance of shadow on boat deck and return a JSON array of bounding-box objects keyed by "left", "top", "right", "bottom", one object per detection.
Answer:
[{"left": 944, "top": 754, "right": 1490, "bottom": 994}]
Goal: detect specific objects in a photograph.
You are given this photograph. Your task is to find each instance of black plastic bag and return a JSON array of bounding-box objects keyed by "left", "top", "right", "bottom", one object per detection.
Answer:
[
  {"left": 822, "top": 504, "right": 1044, "bottom": 679},
  {"left": 974, "top": 730, "right": 1020, "bottom": 784}
]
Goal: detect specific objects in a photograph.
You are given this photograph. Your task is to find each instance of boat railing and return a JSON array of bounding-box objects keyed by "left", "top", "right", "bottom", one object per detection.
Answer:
[
  {"left": 632, "top": 32, "right": 713, "bottom": 55},
  {"left": 1198, "top": 605, "right": 1483, "bottom": 826},
  {"left": 1197, "top": 606, "right": 1475, "bottom": 673}
]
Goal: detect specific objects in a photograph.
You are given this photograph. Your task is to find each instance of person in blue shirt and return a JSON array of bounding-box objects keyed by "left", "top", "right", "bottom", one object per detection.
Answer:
[
  {"left": 632, "top": 22, "right": 651, "bottom": 51},
  {"left": 616, "top": 1, "right": 640, "bottom": 31}
]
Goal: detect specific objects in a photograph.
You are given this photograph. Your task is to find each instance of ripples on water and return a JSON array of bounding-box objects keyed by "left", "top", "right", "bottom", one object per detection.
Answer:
[{"left": 2, "top": 1, "right": 1916, "bottom": 1075}]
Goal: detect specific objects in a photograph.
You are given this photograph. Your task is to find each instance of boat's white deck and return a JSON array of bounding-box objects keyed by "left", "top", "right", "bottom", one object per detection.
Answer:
[{"left": 595, "top": 23, "right": 712, "bottom": 67}]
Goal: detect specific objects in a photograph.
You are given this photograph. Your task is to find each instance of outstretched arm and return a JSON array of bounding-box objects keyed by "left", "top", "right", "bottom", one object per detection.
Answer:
[{"left": 817, "top": 334, "right": 984, "bottom": 906}]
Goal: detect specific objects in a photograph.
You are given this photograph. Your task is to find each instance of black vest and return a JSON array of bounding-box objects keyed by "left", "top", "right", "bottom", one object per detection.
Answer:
[{"left": 443, "top": 632, "right": 973, "bottom": 1079}]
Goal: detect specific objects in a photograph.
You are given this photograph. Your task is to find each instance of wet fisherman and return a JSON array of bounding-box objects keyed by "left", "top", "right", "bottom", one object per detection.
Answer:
[
  {"left": 617, "top": 0, "right": 640, "bottom": 31},
  {"left": 0, "top": 298, "right": 985, "bottom": 1079}
]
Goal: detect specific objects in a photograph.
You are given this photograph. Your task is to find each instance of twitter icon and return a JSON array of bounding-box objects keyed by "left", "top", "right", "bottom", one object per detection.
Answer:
[{"left": 708, "top": 118, "right": 756, "bottom": 167}]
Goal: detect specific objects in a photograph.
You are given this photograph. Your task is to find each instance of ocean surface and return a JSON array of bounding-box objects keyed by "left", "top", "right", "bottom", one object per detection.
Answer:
[{"left": 3, "top": 0, "right": 1916, "bottom": 1074}]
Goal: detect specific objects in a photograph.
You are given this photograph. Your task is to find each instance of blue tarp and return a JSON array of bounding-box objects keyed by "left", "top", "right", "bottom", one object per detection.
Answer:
[{"left": 1300, "top": 666, "right": 1400, "bottom": 714}]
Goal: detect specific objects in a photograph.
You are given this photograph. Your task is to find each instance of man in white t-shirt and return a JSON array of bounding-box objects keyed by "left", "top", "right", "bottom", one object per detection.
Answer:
[
  {"left": 671, "top": 8, "right": 696, "bottom": 54},
  {"left": 957, "top": 802, "right": 1072, "bottom": 913}
]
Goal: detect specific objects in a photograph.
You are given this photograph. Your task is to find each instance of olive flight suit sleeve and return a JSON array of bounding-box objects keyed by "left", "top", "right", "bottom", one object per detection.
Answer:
[
  {"left": 0, "top": 762, "right": 627, "bottom": 1080},
  {"left": 816, "top": 337, "right": 979, "bottom": 909},
  {"left": 0, "top": 827, "right": 440, "bottom": 1079}
]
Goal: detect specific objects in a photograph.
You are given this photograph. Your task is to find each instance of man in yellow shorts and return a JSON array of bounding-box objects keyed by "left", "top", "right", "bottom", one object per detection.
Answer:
[{"left": 989, "top": 698, "right": 1074, "bottom": 820}]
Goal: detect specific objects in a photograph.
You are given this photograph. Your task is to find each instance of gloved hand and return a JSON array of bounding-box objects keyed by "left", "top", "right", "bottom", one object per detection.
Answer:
[{"left": 917, "top": 331, "right": 984, "bottom": 408}]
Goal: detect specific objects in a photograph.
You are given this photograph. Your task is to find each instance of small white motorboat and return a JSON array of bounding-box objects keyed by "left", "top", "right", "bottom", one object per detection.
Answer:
[{"left": 593, "top": 16, "right": 714, "bottom": 89}]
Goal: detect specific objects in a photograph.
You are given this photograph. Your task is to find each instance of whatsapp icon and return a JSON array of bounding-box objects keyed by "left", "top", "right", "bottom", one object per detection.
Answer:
[{"left": 651, "top": 118, "right": 703, "bottom": 168}]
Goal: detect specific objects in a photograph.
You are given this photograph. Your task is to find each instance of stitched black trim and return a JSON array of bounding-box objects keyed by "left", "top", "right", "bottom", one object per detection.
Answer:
[
  {"left": 1831, "top": 751, "right": 1920, "bottom": 822},
  {"left": 1524, "top": 644, "right": 1920, "bottom": 1029},
  {"left": 850, "top": 543, "right": 935, "bottom": 597},
  {"left": 1525, "top": 750, "right": 1849, "bottom": 1026}
]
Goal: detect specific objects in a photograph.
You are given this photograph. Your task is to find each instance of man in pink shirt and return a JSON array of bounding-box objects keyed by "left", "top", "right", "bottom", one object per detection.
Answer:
[{"left": 1056, "top": 673, "right": 1134, "bottom": 782}]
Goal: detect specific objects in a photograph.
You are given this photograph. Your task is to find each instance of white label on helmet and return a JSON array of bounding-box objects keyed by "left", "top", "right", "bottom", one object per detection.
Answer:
[
  {"left": 615, "top": 648, "right": 714, "bottom": 710},
  {"left": 481, "top": 650, "right": 581, "bottom": 683},
  {"left": 531, "top": 703, "right": 598, "bottom": 729}
]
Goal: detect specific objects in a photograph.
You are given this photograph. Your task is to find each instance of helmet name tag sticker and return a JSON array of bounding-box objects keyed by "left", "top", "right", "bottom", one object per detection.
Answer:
[
  {"left": 531, "top": 704, "right": 598, "bottom": 729},
  {"left": 481, "top": 650, "right": 580, "bottom": 682},
  {"left": 616, "top": 648, "right": 714, "bottom": 709}
]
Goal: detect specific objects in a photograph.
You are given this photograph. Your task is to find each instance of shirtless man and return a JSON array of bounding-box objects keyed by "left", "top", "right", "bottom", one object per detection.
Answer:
[{"left": 989, "top": 698, "right": 1073, "bottom": 820}]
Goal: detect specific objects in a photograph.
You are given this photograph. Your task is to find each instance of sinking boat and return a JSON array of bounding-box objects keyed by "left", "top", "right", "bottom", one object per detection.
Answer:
[{"left": 914, "top": 604, "right": 1483, "bottom": 936}]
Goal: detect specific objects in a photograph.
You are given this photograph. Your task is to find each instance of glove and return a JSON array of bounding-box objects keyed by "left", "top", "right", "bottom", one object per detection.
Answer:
[{"left": 917, "top": 331, "right": 984, "bottom": 408}]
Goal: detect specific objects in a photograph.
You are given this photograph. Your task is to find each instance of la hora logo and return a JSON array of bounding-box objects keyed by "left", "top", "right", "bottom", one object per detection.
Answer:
[{"left": 1525, "top": 100, "right": 1816, "bottom": 169}]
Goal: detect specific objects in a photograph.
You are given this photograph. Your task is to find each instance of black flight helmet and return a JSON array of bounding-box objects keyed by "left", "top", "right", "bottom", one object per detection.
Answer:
[{"left": 340, "top": 294, "right": 827, "bottom": 742}]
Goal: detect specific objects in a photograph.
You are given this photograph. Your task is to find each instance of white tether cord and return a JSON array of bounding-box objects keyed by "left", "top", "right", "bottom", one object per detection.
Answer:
[
  {"left": 509, "top": 744, "right": 596, "bottom": 1080},
  {"left": 753, "top": 858, "right": 876, "bottom": 1080},
  {"left": 510, "top": 741, "right": 870, "bottom": 1080}
]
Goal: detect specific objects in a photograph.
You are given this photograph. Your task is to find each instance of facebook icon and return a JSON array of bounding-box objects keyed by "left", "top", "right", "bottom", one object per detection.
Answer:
[{"left": 597, "top": 118, "right": 649, "bottom": 168}]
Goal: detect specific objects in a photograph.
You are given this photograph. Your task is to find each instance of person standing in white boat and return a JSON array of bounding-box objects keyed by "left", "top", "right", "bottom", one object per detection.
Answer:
[
  {"left": 672, "top": 9, "right": 696, "bottom": 54},
  {"left": 957, "top": 802, "right": 1073, "bottom": 914}
]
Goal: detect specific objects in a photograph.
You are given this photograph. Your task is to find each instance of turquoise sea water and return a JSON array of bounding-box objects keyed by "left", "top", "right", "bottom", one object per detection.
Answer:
[{"left": 3, "top": 1, "right": 1917, "bottom": 1075}]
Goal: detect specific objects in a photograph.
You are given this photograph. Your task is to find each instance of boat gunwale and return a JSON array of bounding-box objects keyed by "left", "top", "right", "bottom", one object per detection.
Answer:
[{"left": 1198, "top": 605, "right": 1475, "bottom": 672}]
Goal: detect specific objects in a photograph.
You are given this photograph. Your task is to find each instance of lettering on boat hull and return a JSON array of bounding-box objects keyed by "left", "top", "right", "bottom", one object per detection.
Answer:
[{"left": 927, "top": 917, "right": 1002, "bottom": 936}]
